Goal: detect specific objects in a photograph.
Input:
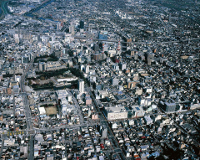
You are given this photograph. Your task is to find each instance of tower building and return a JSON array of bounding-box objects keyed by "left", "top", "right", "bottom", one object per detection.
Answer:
[
  {"left": 80, "top": 20, "right": 84, "bottom": 29},
  {"left": 78, "top": 79, "right": 84, "bottom": 93}
]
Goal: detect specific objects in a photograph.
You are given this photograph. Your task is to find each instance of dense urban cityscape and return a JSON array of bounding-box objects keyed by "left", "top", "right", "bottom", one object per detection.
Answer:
[{"left": 0, "top": 0, "right": 200, "bottom": 159}]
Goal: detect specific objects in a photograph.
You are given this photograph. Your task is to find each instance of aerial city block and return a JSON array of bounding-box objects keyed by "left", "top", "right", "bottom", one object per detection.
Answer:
[{"left": 0, "top": 0, "right": 200, "bottom": 159}]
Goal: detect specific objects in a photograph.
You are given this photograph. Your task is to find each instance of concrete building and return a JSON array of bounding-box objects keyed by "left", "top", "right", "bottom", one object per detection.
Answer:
[
  {"left": 80, "top": 20, "right": 84, "bottom": 29},
  {"left": 69, "top": 22, "right": 75, "bottom": 35},
  {"left": 131, "top": 105, "right": 145, "bottom": 118},
  {"left": 101, "top": 127, "right": 108, "bottom": 138},
  {"left": 78, "top": 79, "right": 84, "bottom": 93},
  {"left": 112, "top": 78, "right": 119, "bottom": 86},
  {"left": 127, "top": 81, "right": 139, "bottom": 89},
  {"left": 22, "top": 56, "right": 29, "bottom": 63},
  {"left": 119, "top": 63, "right": 126, "bottom": 70},
  {"left": 159, "top": 99, "right": 177, "bottom": 113},
  {"left": 85, "top": 65, "right": 89, "bottom": 74},
  {"left": 146, "top": 53, "right": 154, "bottom": 66},
  {"left": 39, "top": 61, "right": 46, "bottom": 71},
  {"left": 104, "top": 106, "right": 128, "bottom": 120}
]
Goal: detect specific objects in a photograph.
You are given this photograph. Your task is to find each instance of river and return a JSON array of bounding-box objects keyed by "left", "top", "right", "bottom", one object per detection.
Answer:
[
  {"left": 0, "top": 0, "right": 10, "bottom": 20},
  {"left": 24, "top": 0, "right": 57, "bottom": 22},
  {"left": 0, "top": 0, "right": 55, "bottom": 21}
]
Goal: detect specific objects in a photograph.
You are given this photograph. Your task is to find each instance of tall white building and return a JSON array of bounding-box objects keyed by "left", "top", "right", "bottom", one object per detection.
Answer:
[
  {"left": 78, "top": 79, "right": 84, "bottom": 93},
  {"left": 14, "top": 34, "right": 19, "bottom": 44},
  {"left": 85, "top": 65, "right": 89, "bottom": 74},
  {"left": 69, "top": 22, "right": 75, "bottom": 35}
]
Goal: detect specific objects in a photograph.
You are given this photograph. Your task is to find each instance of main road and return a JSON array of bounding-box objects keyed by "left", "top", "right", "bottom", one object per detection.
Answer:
[
  {"left": 86, "top": 87, "right": 126, "bottom": 160},
  {"left": 20, "top": 54, "right": 36, "bottom": 160},
  {"left": 20, "top": 54, "right": 35, "bottom": 130}
]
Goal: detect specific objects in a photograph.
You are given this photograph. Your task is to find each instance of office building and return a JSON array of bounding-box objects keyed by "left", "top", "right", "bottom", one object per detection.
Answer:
[
  {"left": 39, "top": 62, "right": 47, "bottom": 71},
  {"left": 22, "top": 56, "right": 29, "bottom": 63},
  {"left": 80, "top": 20, "right": 84, "bottom": 29},
  {"left": 146, "top": 53, "right": 154, "bottom": 66},
  {"left": 85, "top": 65, "right": 89, "bottom": 74},
  {"left": 119, "top": 63, "right": 126, "bottom": 70},
  {"left": 69, "top": 22, "right": 75, "bottom": 35},
  {"left": 78, "top": 79, "right": 84, "bottom": 93},
  {"left": 112, "top": 78, "right": 119, "bottom": 86},
  {"left": 104, "top": 106, "right": 128, "bottom": 120},
  {"left": 159, "top": 99, "right": 177, "bottom": 113}
]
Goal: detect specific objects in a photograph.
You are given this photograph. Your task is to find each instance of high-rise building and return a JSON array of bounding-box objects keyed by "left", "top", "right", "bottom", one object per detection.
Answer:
[
  {"left": 39, "top": 62, "right": 46, "bottom": 71},
  {"left": 159, "top": 100, "right": 177, "bottom": 113},
  {"left": 80, "top": 20, "right": 84, "bottom": 29},
  {"left": 78, "top": 79, "right": 84, "bottom": 93},
  {"left": 56, "top": 22, "right": 62, "bottom": 30},
  {"left": 22, "top": 56, "right": 29, "bottom": 63},
  {"left": 119, "top": 63, "right": 126, "bottom": 70},
  {"left": 112, "top": 78, "right": 119, "bottom": 86},
  {"left": 94, "top": 44, "right": 99, "bottom": 51},
  {"left": 93, "top": 54, "right": 101, "bottom": 61},
  {"left": 145, "top": 52, "right": 154, "bottom": 66},
  {"left": 69, "top": 22, "right": 75, "bottom": 35},
  {"left": 14, "top": 34, "right": 19, "bottom": 44},
  {"left": 116, "top": 41, "right": 121, "bottom": 55},
  {"left": 85, "top": 65, "right": 89, "bottom": 74},
  {"left": 101, "top": 127, "right": 108, "bottom": 138}
]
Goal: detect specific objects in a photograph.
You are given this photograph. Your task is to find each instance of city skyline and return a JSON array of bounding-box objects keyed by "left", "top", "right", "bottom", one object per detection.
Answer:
[{"left": 0, "top": 0, "right": 200, "bottom": 160}]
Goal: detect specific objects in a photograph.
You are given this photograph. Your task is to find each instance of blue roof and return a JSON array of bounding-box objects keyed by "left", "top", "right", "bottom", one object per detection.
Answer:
[
  {"left": 136, "top": 107, "right": 140, "bottom": 111},
  {"left": 118, "top": 91, "right": 123, "bottom": 95}
]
